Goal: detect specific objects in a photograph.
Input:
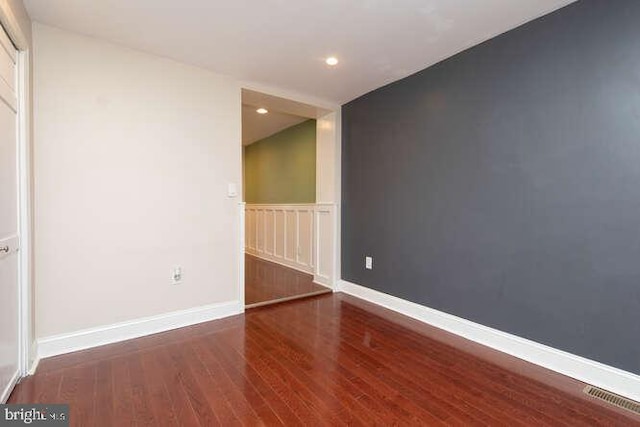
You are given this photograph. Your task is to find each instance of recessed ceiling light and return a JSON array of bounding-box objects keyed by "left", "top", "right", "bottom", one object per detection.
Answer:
[
  {"left": 325, "top": 57, "right": 339, "bottom": 66},
  {"left": 256, "top": 108, "right": 268, "bottom": 114}
]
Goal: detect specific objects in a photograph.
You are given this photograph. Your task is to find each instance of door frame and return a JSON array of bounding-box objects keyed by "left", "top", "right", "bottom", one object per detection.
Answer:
[
  {"left": 238, "top": 83, "right": 342, "bottom": 308},
  {"left": 0, "top": 7, "right": 33, "bottom": 379}
]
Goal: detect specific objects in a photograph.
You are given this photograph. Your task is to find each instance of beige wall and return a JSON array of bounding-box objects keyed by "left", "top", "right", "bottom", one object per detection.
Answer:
[{"left": 33, "top": 23, "right": 242, "bottom": 338}]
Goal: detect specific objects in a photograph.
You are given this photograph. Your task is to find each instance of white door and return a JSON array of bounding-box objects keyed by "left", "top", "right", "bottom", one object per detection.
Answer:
[{"left": 0, "top": 22, "right": 19, "bottom": 403}]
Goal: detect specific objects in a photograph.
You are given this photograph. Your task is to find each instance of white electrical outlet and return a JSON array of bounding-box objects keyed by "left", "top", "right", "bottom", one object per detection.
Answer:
[
  {"left": 172, "top": 266, "right": 182, "bottom": 284},
  {"left": 365, "top": 256, "right": 373, "bottom": 270}
]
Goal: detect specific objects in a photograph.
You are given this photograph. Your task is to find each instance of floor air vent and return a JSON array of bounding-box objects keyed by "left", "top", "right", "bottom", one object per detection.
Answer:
[{"left": 583, "top": 386, "right": 640, "bottom": 415}]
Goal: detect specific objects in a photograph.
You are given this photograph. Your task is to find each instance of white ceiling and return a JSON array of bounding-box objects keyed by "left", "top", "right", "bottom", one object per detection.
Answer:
[{"left": 25, "top": 0, "right": 576, "bottom": 105}]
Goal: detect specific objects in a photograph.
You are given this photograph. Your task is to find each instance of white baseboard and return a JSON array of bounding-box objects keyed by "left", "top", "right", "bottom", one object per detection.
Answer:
[
  {"left": 313, "top": 274, "right": 332, "bottom": 288},
  {"left": 27, "top": 340, "right": 40, "bottom": 375},
  {"left": 37, "top": 301, "right": 242, "bottom": 360},
  {"left": 28, "top": 352, "right": 39, "bottom": 376},
  {"left": 1, "top": 369, "right": 20, "bottom": 403},
  {"left": 338, "top": 279, "right": 640, "bottom": 403}
]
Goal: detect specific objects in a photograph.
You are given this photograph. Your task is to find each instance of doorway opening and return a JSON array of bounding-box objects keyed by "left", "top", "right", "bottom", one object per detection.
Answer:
[{"left": 241, "top": 89, "right": 339, "bottom": 308}]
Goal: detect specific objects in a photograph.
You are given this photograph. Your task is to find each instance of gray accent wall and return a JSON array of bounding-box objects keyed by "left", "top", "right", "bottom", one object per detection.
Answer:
[{"left": 341, "top": 0, "right": 640, "bottom": 374}]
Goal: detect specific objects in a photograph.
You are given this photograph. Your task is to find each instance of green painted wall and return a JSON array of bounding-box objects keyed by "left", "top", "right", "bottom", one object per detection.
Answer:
[{"left": 244, "top": 119, "right": 316, "bottom": 204}]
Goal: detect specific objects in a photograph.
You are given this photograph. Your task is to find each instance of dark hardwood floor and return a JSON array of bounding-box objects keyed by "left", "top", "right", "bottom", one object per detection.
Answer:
[
  {"left": 9, "top": 293, "right": 640, "bottom": 426},
  {"left": 245, "top": 254, "right": 330, "bottom": 307}
]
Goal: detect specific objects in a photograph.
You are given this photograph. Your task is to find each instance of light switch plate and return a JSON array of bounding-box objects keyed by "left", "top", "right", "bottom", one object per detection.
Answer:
[{"left": 227, "top": 183, "right": 237, "bottom": 198}]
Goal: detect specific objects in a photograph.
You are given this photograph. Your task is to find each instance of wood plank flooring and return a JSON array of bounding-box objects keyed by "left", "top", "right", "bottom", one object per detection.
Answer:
[
  {"left": 9, "top": 293, "right": 640, "bottom": 426},
  {"left": 245, "top": 254, "right": 330, "bottom": 307}
]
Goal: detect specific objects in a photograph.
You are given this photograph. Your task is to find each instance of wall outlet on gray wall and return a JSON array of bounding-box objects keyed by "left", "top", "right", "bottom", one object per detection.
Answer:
[{"left": 365, "top": 256, "right": 373, "bottom": 270}]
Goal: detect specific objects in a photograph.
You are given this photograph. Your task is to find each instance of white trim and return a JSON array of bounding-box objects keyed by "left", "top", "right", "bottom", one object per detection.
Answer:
[
  {"left": 245, "top": 203, "right": 337, "bottom": 289},
  {"left": 0, "top": 369, "right": 19, "bottom": 403},
  {"left": 16, "top": 49, "right": 31, "bottom": 377},
  {"left": 338, "top": 279, "right": 640, "bottom": 403},
  {"left": 238, "top": 202, "right": 246, "bottom": 311},
  {"left": 37, "top": 301, "right": 242, "bottom": 359},
  {"left": 332, "top": 112, "right": 342, "bottom": 294},
  {"left": 313, "top": 276, "right": 331, "bottom": 287},
  {"left": 28, "top": 345, "right": 39, "bottom": 375},
  {"left": 313, "top": 203, "right": 337, "bottom": 288},
  {"left": 245, "top": 204, "right": 315, "bottom": 274}
]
